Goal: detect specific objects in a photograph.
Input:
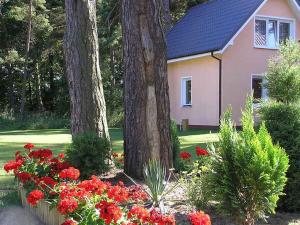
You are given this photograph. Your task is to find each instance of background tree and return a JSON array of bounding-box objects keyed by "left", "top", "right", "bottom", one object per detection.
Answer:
[
  {"left": 122, "top": 0, "right": 173, "bottom": 178},
  {"left": 260, "top": 41, "right": 300, "bottom": 211},
  {"left": 64, "top": 0, "right": 109, "bottom": 139}
]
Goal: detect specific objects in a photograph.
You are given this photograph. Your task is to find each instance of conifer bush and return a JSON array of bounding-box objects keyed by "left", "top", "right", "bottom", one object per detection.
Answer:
[
  {"left": 65, "top": 132, "right": 110, "bottom": 179},
  {"left": 211, "top": 97, "right": 289, "bottom": 225}
]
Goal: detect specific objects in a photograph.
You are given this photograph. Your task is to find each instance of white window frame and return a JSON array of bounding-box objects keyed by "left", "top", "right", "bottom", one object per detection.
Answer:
[
  {"left": 181, "top": 77, "right": 192, "bottom": 107},
  {"left": 254, "top": 15, "right": 295, "bottom": 49},
  {"left": 251, "top": 74, "right": 268, "bottom": 109}
]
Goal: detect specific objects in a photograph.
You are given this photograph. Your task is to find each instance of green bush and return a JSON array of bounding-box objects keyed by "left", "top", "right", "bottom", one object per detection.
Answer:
[
  {"left": 211, "top": 98, "right": 289, "bottom": 225},
  {"left": 260, "top": 102, "right": 300, "bottom": 211},
  {"left": 65, "top": 132, "right": 111, "bottom": 179},
  {"left": 170, "top": 120, "right": 181, "bottom": 171},
  {"left": 0, "top": 112, "right": 69, "bottom": 130}
]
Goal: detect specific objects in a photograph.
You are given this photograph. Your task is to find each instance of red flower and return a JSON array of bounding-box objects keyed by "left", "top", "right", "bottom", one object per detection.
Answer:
[
  {"left": 149, "top": 209, "right": 175, "bottom": 225},
  {"left": 179, "top": 151, "right": 192, "bottom": 159},
  {"left": 58, "top": 153, "right": 65, "bottom": 159},
  {"left": 77, "top": 175, "right": 107, "bottom": 195},
  {"left": 59, "top": 167, "right": 80, "bottom": 180},
  {"left": 16, "top": 171, "right": 32, "bottom": 183},
  {"left": 127, "top": 205, "right": 150, "bottom": 222},
  {"left": 61, "top": 219, "right": 77, "bottom": 225},
  {"left": 38, "top": 176, "right": 57, "bottom": 189},
  {"left": 96, "top": 200, "right": 122, "bottom": 224},
  {"left": 188, "top": 211, "right": 211, "bottom": 225},
  {"left": 107, "top": 184, "right": 129, "bottom": 203},
  {"left": 127, "top": 185, "right": 149, "bottom": 202},
  {"left": 4, "top": 160, "right": 23, "bottom": 173},
  {"left": 24, "top": 143, "right": 35, "bottom": 150},
  {"left": 57, "top": 198, "right": 78, "bottom": 215},
  {"left": 28, "top": 148, "right": 53, "bottom": 161},
  {"left": 112, "top": 153, "right": 119, "bottom": 158},
  {"left": 195, "top": 146, "right": 209, "bottom": 156},
  {"left": 27, "top": 190, "right": 44, "bottom": 206}
]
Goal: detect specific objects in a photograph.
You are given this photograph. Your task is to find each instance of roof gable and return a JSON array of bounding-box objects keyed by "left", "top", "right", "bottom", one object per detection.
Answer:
[{"left": 167, "top": 0, "right": 266, "bottom": 60}]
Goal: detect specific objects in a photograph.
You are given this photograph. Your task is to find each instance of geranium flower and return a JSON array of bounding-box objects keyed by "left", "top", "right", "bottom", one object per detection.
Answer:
[
  {"left": 16, "top": 171, "right": 32, "bottom": 183},
  {"left": 38, "top": 176, "right": 58, "bottom": 189},
  {"left": 112, "top": 153, "right": 119, "bottom": 158},
  {"left": 179, "top": 151, "right": 192, "bottom": 159},
  {"left": 57, "top": 197, "right": 78, "bottom": 215},
  {"left": 127, "top": 205, "right": 150, "bottom": 222},
  {"left": 3, "top": 160, "right": 23, "bottom": 173},
  {"left": 107, "top": 184, "right": 129, "bottom": 203},
  {"left": 59, "top": 167, "right": 80, "bottom": 180},
  {"left": 58, "top": 153, "right": 65, "bottom": 159},
  {"left": 24, "top": 143, "right": 34, "bottom": 150},
  {"left": 149, "top": 209, "right": 175, "bottom": 225},
  {"left": 96, "top": 200, "right": 122, "bottom": 224},
  {"left": 195, "top": 146, "right": 209, "bottom": 156},
  {"left": 188, "top": 211, "right": 211, "bottom": 225},
  {"left": 61, "top": 219, "right": 77, "bottom": 225},
  {"left": 27, "top": 189, "right": 44, "bottom": 206}
]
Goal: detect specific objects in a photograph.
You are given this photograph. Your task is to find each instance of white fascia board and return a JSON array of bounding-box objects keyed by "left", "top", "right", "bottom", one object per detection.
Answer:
[{"left": 167, "top": 51, "right": 222, "bottom": 64}]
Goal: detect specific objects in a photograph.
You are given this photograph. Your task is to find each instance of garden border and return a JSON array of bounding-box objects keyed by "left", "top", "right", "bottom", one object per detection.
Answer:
[{"left": 19, "top": 186, "right": 65, "bottom": 225}]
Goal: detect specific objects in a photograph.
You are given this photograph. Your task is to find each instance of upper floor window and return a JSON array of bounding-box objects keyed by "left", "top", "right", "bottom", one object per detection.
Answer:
[
  {"left": 255, "top": 17, "right": 294, "bottom": 49},
  {"left": 181, "top": 77, "right": 192, "bottom": 106}
]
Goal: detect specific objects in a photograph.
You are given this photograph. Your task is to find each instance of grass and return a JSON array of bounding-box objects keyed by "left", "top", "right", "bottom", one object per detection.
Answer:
[{"left": 0, "top": 127, "right": 217, "bottom": 207}]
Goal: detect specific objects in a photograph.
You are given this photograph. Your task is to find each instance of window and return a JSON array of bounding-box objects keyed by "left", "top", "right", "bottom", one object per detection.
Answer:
[
  {"left": 252, "top": 75, "right": 268, "bottom": 104},
  {"left": 255, "top": 17, "right": 294, "bottom": 48},
  {"left": 181, "top": 77, "right": 192, "bottom": 106}
]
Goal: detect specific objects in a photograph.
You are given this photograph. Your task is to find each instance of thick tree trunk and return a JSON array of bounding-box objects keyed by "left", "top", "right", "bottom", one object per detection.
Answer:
[
  {"left": 20, "top": 0, "right": 33, "bottom": 120},
  {"left": 162, "top": 0, "right": 173, "bottom": 32},
  {"left": 122, "top": 0, "right": 173, "bottom": 179},
  {"left": 64, "top": 0, "right": 109, "bottom": 140}
]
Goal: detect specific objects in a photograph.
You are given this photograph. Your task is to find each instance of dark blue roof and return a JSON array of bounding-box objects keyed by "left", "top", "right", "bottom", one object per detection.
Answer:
[{"left": 167, "top": 0, "right": 265, "bottom": 60}]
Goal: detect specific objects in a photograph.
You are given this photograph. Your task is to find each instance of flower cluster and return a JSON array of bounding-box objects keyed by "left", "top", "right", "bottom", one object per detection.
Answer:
[
  {"left": 112, "top": 152, "right": 124, "bottom": 169},
  {"left": 4, "top": 144, "right": 211, "bottom": 225},
  {"left": 188, "top": 211, "right": 211, "bottom": 225}
]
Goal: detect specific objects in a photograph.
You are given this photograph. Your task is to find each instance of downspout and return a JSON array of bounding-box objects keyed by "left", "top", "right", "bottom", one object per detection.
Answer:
[{"left": 211, "top": 52, "right": 222, "bottom": 125}]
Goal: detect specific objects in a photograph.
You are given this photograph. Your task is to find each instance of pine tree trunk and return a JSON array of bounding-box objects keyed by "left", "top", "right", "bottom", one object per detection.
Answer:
[
  {"left": 122, "top": 0, "right": 173, "bottom": 179},
  {"left": 20, "top": 0, "right": 33, "bottom": 120},
  {"left": 64, "top": 0, "right": 109, "bottom": 140},
  {"left": 34, "top": 62, "right": 44, "bottom": 111},
  {"left": 162, "top": 0, "right": 173, "bottom": 32}
]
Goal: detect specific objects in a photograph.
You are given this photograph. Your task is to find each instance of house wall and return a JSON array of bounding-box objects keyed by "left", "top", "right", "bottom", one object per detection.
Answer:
[
  {"left": 222, "top": 0, "right": 300, "bottom": 124},
  {"left": 167, "top": 0, "right": 300, "bottom": 126},
  {"left": 168, "top": 57, "right": 219, "bottom": 126}
]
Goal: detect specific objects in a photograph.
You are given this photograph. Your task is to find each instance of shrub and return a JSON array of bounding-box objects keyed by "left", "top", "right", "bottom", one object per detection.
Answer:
[
  {"left": 182, "top": 146, "right": 213, "bottom": 209},
  {"left": 170, "top": 120, "right": 181, "bottom": 170},
  {"left": 211, "top": 97, "right": 289, "bottom": 225},
  {"left": 65, "top": 132, "right": 111, "bottom": 179},
  {"left": 0, "top": 112, "right": 69, "bottom": 130},
  {"left": 260, "top": 102, "right": 300, "bottom": 211}
]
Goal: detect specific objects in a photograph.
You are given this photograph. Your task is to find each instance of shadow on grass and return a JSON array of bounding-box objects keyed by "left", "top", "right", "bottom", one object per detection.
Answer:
[{"left": 0, "top": 129, "right": 69, "bottom": 136}]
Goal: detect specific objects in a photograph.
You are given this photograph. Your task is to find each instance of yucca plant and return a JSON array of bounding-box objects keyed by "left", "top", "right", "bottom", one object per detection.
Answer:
[{"left": 143, "top": 160, "right": 177, "bottom": 210}]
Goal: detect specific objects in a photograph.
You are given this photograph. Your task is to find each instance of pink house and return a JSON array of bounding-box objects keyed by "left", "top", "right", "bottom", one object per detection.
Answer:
[{"left": 167, "top": 0, "right": 300, "bottom": 127}]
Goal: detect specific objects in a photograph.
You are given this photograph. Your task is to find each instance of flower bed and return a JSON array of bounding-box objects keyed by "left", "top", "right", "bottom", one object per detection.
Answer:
[{"left": 4, "top": 143, "right": 211, "bottom": 225}]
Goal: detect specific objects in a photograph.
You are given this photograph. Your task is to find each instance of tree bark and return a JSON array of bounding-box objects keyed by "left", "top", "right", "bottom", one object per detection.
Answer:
[
  {"left": 20, "top": 0, "right": 33, "bottom": 120},
  {"left": 64, "top": 0, "right": 109, "bottom": 140},
  {"left": 34, "top": 62, "right": 44, "bottom": 111},
  {"left": 122, "top": 0, "right": 173, "bottom": 179},
  {"left": 162, "top": 0, "right": 173, "bottom": 32}
]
